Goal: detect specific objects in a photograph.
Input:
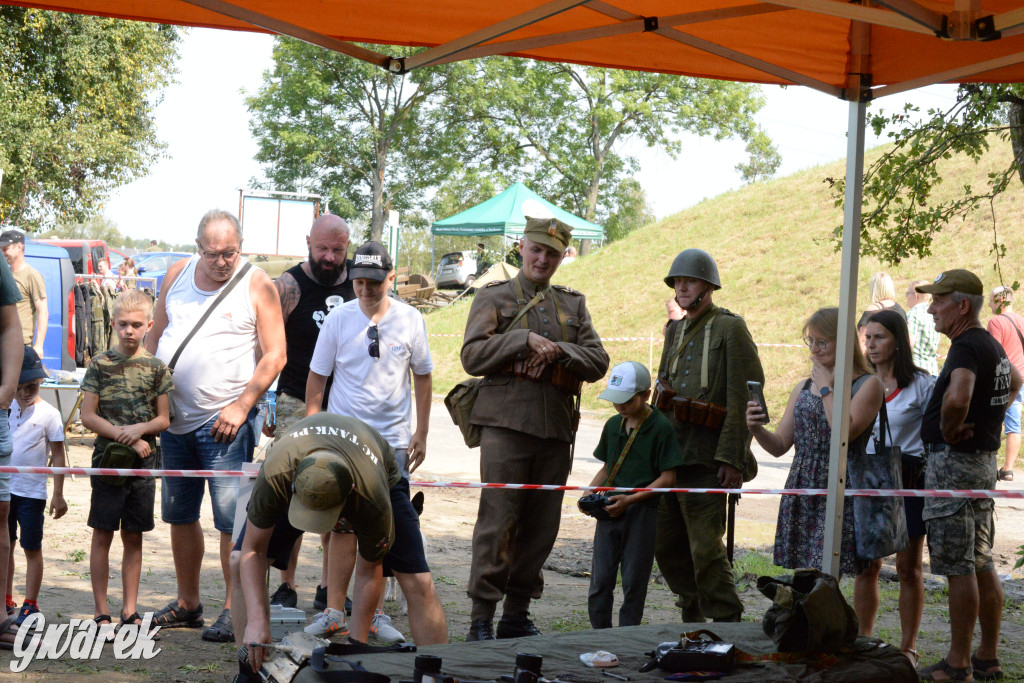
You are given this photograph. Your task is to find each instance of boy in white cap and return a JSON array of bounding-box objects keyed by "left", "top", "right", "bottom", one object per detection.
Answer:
[{"left": 583, "top": 361, "right": 682, "bottom": 629}]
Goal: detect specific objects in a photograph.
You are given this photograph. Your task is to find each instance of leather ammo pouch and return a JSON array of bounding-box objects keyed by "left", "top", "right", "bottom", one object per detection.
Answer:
[
  {"left": 508, "top": 360, "right": 583, "bottom": 395},
  {"left": 672, "top": 397, "right": 727, "bottom": 430},
  {"left": 653, "top": 377, "right": 676, "bottom": 411}
]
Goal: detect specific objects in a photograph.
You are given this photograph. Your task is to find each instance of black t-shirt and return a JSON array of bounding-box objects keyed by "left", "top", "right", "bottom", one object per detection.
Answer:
[
  {"left": 277, "top": 262, "right": 355, "bottom": 401},
  {"left": 921, "top": 327, "right": 1014, "bottom": 451}
]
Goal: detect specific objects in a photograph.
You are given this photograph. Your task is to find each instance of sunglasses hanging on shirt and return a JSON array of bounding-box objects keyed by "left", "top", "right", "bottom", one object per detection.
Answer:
[{"left": 367, "top": 324, "right": 380, "bottom": 359}]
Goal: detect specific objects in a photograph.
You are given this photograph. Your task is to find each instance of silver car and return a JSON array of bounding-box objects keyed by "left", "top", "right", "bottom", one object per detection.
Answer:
[{"left": 435, "top": 250, "right": 478, "bottom": 289}]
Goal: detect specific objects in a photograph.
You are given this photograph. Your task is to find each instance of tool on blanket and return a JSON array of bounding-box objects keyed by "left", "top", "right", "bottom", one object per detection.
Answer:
[
  {"left": 600, "top": 671, "right": 629, "bottom": 681},
  {"left": 639, "top": 631, "right": 736, "bottom": 674}
]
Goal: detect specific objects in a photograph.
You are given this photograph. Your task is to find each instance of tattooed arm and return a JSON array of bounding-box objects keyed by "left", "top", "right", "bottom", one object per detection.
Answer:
[{"left": 275, "top": 271, "right": 300, "bottom": 326}]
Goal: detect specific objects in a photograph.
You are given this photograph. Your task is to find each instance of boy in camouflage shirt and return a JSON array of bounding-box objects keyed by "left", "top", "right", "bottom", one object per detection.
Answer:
[{"left": 81, "top": 290, "right": 172, "bottom": 632}]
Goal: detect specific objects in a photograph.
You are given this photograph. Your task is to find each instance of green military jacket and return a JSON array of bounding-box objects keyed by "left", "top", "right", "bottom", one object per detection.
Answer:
[
  {"left": 657, "top": 304, "right": 764, "bottom": 480},
  {"left": 461, "top": 272, "right": 609, "bottom": 442}
]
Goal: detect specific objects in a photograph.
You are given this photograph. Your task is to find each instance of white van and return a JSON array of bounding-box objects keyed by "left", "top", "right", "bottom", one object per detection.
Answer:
[{"left": 435, "top": 251, "right": 478, "bottom": 289}]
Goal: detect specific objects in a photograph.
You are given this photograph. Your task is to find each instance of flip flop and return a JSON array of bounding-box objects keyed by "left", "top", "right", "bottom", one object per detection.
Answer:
[
  {"left": 151, "top": 600, "right": 204, "bottom": 628},
  {"left": 971, "top": 653, "right": 1004, "bottom": 680},
  {"left": 120, "top": 611, "right": 161, "bottom": 641},
  {"left": 919, "top": 658, "right": 974, "bottom": 682},
  {"left": 201, "top": 608, "right": 233, "bottom": 643},
  {"left": 0, "top": 615, "right": 21, "bottom": 651}
]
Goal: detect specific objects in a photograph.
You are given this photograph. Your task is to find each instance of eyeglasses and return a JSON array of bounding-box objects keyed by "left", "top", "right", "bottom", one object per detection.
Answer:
[
  {"left": 804, "top": 337, "right": 833, "bottom": 351},
  {"left": 197, "top": 245, "right": 240, "bottom": 262},
  {"left": 367, "top": 325, "right": 379, "bottom": 359}
]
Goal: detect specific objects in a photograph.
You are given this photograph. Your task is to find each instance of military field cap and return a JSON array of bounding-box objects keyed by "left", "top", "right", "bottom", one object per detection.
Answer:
[
  {"left": 523, "top": 216, "right": 573, "bottom": 252},
  {"left": 350, "top": 241, "right": 394, "bottom": 282},
  {"left": 288, "top": 450, "right": 354, "bottom": 534},
  {"left": 19, "top": 346, "right": 47, "bottom": 384},
  {"left": 915, "top": 269, "right": 983, "bottom": 296},
  {"left": 598, "top": 361, "right": 651, "bottom": 404},
  {"left": 0, "top": 230, "right": 25, "bottom": 247}
]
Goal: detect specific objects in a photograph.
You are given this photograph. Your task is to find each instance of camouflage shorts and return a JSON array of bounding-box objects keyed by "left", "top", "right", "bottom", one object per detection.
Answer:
[
  {"left": 273, "top": 393, "right": 308, "bottom": 435},
  {"left": 923, "top": 444, "right": 996, "bottom": 576}
]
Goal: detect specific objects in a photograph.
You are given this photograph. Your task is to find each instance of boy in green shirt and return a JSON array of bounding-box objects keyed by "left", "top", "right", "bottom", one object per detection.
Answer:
[{"left": 584, "top": 361, "right": 682, "bottom": 629}]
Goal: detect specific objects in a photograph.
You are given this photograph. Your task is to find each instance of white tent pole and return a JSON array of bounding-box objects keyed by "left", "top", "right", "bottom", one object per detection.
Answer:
[{"left": 821, "top": 97, "right": 866, "bottom": 578}]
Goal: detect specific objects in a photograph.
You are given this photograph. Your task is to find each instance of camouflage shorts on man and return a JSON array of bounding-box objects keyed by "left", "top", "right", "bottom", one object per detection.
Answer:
[
  {"left": 923, "top": 444, "right": 997, "bottom": 576},
  {"left": 274, "top": 392, "right": 308, "bottom": 435}
]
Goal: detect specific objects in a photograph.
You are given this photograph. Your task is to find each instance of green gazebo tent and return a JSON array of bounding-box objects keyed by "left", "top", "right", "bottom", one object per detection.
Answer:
[{"left": 431, "top": 182, "right": 604, "bottom": 241}]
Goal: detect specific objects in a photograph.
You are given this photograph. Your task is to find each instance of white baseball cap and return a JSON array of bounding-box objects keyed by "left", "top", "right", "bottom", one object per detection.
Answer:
[{"left": 598, "top": 361, "right": 651, "bottom": 404}]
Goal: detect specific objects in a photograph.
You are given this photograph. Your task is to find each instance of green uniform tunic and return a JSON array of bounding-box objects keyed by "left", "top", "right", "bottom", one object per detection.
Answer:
[{"left": 654, "top": 304, "right": 764, "bottom": 621}]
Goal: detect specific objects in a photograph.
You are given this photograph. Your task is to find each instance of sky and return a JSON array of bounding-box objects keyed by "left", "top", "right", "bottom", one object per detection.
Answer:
[{"left": 102, "top": 28, "right": 960, "bottom": 243}]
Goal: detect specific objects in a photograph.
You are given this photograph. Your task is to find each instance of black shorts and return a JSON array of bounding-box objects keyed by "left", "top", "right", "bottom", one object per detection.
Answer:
[
  {"left": 87, "top": 446, "right": 157, "bottom": 533},
  {"left": 234, "top": 478, "right": 429, "bottom": 575},
  {"left": 8, "top": 494, "right": 46, "bottom": 550}
]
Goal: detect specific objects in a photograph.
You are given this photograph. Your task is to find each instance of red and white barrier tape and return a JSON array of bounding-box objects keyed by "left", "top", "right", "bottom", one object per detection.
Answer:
[
  {"left": 427, "top": 333, "right": 804, "bottom": 347},
  {"left": 0, "top": 466, "right": 1017, "bottom": 499}
]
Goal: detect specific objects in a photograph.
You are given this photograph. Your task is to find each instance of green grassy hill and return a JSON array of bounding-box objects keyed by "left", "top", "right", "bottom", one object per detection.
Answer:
[{"left": 424, "top": 140, "right": 1024, "bottom": 422}]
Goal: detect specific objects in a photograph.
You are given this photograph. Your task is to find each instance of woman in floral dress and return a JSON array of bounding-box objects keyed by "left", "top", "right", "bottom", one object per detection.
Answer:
[{"left": 746, "top": 307, "right": 882, "bottom": 632}]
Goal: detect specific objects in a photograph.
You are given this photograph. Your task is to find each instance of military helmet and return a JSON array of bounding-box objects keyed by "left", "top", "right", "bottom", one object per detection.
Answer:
[{"left": 664, "top": 249, "right": 721, "bottom": 290}]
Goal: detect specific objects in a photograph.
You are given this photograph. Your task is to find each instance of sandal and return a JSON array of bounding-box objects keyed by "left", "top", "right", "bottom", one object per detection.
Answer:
[
  {"left": 93, "top": 614, "right": 115, "bottom": 641},
  {"left": 151, "top": 600, "right": 204, "bottom": 628},
  {"left": 201, "top": 608, "right": 234, "bottom": 643},
  {"left": 971, "top": 653, "right": 1004, "bottom": 680},
  {"left": 0, "top": 615, "right": 18, "bottom": 651},
  {"left": 919, "top": 657, "right": 974, "bottom": 682},
  {"left": 120, "top": 611, "right": 161, "bottom": 641},
  {"left": 998, "top": 468, "right": 1014, "bottom": 482},
  {"left": 902, "top": 649, "right": 919, "bottom": 667}
]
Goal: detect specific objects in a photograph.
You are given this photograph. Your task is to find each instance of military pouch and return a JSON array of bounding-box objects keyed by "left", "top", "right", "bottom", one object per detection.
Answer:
[
  {"left": 444, "top": 378, "right": 483, "bottom": 448},
  {"left": 673, "top": 397, "right": 727, "bottom": 430},
  {"left": 689, "top": 399, "right": 709, "bottom": 426},
  {"left": 671, "top": 396, "right": 690, "bottom": 422},
  {"left": 653, "top": 377, "right": 676, "bottom": 411},
  {"left": 97, "top": 442, "right": 139, "bottom": 487},
  {"left": 705, "top": 403, "right": 727, "bottom": 430}
]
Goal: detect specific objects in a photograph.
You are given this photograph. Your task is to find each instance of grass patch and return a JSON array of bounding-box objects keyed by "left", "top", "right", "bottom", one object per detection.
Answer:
[
  {"left": 550, "top": 608, "right": 589, "bottom": 632},
  {"left": 434, "top": 575, "right": 458, "bottom": 585},
  {"left": 66, "top": 549, "right": 86, "bottom": 562},
  {"left": 179, "top": 662, "right": 221, "bottom": 673}
]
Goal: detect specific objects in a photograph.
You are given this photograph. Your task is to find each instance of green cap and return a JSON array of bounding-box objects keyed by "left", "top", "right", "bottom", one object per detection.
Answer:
[
  {"left": 915, "top": 269, "right": 983, "bottom": 296},
  {"left": 288, "top": 451, "right": 354, "bottom": 534},
  {"left": 523, "top": 217, "right": 572, "bottom": 252}
]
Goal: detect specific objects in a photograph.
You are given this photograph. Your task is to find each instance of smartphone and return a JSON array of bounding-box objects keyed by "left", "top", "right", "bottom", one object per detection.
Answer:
[{"left": 747, "top": 380, "right": 769, "bottom": 424}]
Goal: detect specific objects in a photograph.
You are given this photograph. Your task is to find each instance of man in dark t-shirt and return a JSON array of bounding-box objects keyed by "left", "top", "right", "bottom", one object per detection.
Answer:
[
  {"left": 265, "top": 213, "right": 355, "bottom": 609},
  {"left": 916, "top": 269, "right": 1022, "bottom": 681},
  {"left": 230, "top": 414, "right": 447, "bottom": 682}
]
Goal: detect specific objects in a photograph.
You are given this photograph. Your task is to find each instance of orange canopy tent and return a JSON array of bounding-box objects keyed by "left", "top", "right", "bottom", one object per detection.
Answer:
[{"left": 7, "top": 0, "right": 1023, "bottom": 575}]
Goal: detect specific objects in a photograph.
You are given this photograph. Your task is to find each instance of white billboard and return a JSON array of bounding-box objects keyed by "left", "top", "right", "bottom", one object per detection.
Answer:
[{"left": 239, "top": 193, "right": 321, "bottom": 256}]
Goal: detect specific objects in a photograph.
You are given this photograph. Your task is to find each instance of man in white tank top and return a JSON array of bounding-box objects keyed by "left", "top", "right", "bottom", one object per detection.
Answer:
[{"left": 144, "top": 210, "right": 285, "bottom": 643}]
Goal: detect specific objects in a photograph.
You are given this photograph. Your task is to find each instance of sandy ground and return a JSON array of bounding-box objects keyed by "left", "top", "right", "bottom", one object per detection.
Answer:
[{"left": 3, "top": 399, "right": 1024, "bottom": 681}]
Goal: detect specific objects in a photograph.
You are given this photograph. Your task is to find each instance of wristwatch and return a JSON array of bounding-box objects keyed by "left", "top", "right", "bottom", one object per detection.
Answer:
[{"left": 820, "top": 386, "right": 831, "bottom": 397}]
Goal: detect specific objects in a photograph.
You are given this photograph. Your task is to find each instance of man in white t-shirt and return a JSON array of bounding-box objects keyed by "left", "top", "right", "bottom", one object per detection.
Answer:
[{"left": 305, "top": 240, "right": 445, "bottom": 643}]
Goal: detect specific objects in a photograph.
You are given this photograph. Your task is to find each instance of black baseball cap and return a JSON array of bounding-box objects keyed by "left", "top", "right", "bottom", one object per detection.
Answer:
[
  {"left": 350, "top": 241, "right": 394, "bottom": 282},
  {"left": 0, "top": 230, "right": 25, "bottom": 247},
  {"left": 19, "top": 346, "right": 47, "bottom": 384}
]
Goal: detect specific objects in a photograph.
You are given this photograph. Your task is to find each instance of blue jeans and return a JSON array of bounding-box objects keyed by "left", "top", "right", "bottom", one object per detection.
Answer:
[{"left": 160, "top": 408, "right": 257, "bottom": 533}]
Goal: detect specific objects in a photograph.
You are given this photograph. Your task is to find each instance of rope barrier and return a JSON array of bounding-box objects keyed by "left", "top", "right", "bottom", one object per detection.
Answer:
[{"left": 0, "top": 466, "right": 1017, "bottom": 499}]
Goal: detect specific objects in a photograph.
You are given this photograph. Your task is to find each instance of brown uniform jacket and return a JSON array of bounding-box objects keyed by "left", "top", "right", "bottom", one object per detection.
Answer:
[{"left": 461, "top": 273, "right": 609, "bottom": 442}]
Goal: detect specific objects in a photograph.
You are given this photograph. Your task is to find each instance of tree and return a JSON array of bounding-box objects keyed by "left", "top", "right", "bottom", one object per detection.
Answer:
[
  {"left": 0, "top": 8, "right": 179, "bottom": 231},
  {"left": 246, "top": 39, "right": 471, "bottom": 241},
  {"left": 463, "top": 59, "right": 778, "bottom": 243},
  {"left": 826, "top": 84, "right": 1023, "bottom": 279}
]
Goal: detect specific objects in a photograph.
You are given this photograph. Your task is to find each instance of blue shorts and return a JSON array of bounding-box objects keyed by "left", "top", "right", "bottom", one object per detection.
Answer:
[
  {"left": 7, "top": 494, "right": 45, "bottom": 550},
  {"left": 160, "top": 408, "right": 258, "bottom": 533},
  {"left": 233, "top": 477, "right": 429, "bottom": 575},
  {"left": 1004, "top": 386, "right": 1024, "bottom": 435}
]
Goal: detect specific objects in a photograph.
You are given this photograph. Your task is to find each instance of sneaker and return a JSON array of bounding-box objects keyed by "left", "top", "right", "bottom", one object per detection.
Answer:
[
  {"left": 313, "top": 584, "right": 327, "bottom": 611},
  {"left": 270, "top": 582, "right": 297, "bottom": 608},
  {"left": 369, "top": 610, "right": 405, "bottom": 643},
  {"left": 15, "top": 603, "right": 39, "bottom": 626},
  {"left": 304, "top": 608, "right": 349, "bottom": 637}
]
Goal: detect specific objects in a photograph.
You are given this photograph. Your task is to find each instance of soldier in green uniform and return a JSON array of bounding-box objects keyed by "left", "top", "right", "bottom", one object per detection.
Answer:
[
  {"left": 654, "top": 249, "right": 764, "bottom": 622},
  {"left": 461, "top": 217, "right": 609, "bottom": 641}
]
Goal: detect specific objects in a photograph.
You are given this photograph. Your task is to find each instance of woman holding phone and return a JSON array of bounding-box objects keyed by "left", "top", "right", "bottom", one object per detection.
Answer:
[
  {"left": 745, "top": 307, "right": 883, "bottom": 633},
  {"left": 864, "top": 309, "right": 935, "bottom": 666}
]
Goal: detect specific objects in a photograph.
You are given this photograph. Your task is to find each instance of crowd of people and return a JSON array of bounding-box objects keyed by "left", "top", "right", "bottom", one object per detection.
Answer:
[{"left": 0, "top": 210, "right": 1020, "bottom": 683}]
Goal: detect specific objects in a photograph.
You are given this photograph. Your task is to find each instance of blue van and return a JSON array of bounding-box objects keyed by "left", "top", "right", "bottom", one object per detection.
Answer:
[{"left": 24, "top": 241, "right": 76, "bottom": 372}]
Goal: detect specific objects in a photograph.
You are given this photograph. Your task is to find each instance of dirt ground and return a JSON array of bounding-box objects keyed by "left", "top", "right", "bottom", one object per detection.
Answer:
[{"left": 4, "top": 429, "right": 1024, "bottom": 681}]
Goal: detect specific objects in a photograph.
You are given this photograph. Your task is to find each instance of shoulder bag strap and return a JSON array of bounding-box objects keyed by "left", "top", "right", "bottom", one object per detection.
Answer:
[
  {"left": 167, "top": 261, "right": 253, "bottom": 370},
  {"left": 1002, "top": 313, "right": 1024, "bottom": 356},
  {"left": 667, "top": 311, "right": 716, "bottom": 378},
  {"left": 509, "top": 277, "right": 548, "bottom": 331},
  {"left": 603, "top": 408, "right": 652, "bottom": 486}
]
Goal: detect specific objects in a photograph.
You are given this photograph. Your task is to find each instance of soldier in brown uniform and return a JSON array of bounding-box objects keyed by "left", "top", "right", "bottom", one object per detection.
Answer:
[{"left": 461, "top": 218, "right": 609, "bottom": 641}]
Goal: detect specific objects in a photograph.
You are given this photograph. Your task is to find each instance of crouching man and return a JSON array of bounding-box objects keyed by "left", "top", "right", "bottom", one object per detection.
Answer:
[{"left": 230, "top": 413, "right": 447, "bottom": 682}]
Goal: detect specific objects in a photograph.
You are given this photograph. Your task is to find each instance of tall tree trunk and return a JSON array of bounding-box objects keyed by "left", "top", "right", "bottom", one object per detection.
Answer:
[
  {"left": 1011, "top": 100, "right": 1024, "bottom": 190},
  {"left": 370, "top": 164, "right": 385, "bottom": 241},
  {"left": 578, "top": 174, "right": 601, "bottom": 256}
]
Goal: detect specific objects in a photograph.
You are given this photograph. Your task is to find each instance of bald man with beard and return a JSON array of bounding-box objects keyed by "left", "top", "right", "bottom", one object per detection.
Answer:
[{"left": 264, "top": 214, "right": 355, "bottom": 610}]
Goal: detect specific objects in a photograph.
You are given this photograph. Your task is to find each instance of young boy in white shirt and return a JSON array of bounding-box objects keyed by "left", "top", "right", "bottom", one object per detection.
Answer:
[{"left": 5, "top": 346, "right": 66, "bottom": 623}]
